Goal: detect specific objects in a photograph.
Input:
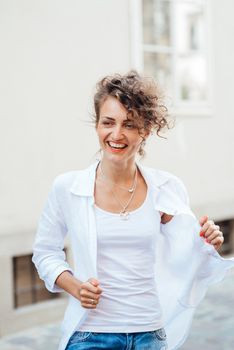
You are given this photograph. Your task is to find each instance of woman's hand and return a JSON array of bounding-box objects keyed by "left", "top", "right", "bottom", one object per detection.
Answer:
[
  {"left": 199, "top": 215, "right": 224, "bottom": 251},
  {"left": 79, "top": 278, "right": 103, "bottom": 309},
  {"left": 55, "top": 272, "right": 102, "bottom": 307}
]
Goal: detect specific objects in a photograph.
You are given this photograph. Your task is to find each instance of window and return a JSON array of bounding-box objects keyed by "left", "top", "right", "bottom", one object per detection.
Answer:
[
  {"left": 130, "top": 0, "right": 212, "bottom": 116},
  {"left": 13, "top": 254, "right": 60, "bottom": 308},
  {"left": 217, "top": 220, "right": 234, "bottom": 256}
]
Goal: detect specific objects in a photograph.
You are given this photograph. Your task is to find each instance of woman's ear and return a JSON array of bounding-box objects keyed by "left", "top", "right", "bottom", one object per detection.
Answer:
[{"left": 144, "top": 130, "right": 150, "bottom": 140}]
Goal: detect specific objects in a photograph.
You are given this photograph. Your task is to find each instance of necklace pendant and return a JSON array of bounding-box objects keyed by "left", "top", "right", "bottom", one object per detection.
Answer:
[
  {"left": 120, "top": 211, "right": 130, "bottom": 220},
  {"left": 128, "top": 188, "right": 134, "bottom": 193}
]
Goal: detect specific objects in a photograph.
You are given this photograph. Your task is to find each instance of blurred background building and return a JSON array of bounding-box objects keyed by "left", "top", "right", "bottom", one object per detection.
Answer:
[{"left": 0, "top": 0, "right": 234, "bottom": 339}]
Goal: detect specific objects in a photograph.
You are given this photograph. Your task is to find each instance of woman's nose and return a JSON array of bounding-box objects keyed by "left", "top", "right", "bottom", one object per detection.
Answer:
[{"left": 111, "top": 125, "right": 123, "bottom": 140}]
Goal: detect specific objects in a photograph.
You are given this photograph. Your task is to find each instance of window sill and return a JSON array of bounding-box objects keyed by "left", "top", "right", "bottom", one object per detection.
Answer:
[{"left": 171, "top": 107, "right": 213, "bottom": 118}]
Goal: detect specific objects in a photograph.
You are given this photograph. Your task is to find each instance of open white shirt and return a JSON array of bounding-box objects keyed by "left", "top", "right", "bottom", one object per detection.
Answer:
[{"left": 32, "top": 161, "right": 234, "bottom": 350}]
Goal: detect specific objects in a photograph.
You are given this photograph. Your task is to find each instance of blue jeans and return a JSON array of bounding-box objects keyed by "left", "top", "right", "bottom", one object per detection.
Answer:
[{"left": 65, "top": 328, "right": 168, "bottom": 350}]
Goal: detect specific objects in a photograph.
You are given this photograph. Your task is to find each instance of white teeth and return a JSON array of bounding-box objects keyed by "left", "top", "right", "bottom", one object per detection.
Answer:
[{"left": 108, "top": 142, "right": 126, "bottom": 149}]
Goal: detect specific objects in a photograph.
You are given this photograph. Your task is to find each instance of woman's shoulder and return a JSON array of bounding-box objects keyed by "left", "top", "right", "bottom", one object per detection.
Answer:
[
  {"left": 51, "top": 169, "right": 81, "bottom": 187},
  {"left": 140, "top": 164, "right": 189, "bottom": 207},
  {"left": 140, "top": 163, "right": 185, "bottom": 188},
  {"left": 50, "top": 162, "right": 96, "bottom": 194}
]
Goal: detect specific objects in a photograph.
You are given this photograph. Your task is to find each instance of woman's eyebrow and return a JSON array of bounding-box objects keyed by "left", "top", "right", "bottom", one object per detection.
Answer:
[
  {"left": 100, "top": 116, "right": 115, "bottom": 120},
  {"left": 100, "top": 116, "right": 130, "bottom": 122}
]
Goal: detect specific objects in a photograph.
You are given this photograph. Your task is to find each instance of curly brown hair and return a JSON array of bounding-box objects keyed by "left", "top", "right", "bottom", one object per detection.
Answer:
[{"left": 93, "top": 70, "right": 173, "bottom": 156}]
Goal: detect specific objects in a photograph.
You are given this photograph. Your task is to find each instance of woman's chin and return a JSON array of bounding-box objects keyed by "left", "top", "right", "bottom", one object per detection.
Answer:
[{"left": 101, "top": 149, "right": 136, "bottom": 165}]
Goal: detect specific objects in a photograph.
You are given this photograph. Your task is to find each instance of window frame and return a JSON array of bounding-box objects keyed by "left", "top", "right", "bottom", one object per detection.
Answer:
[
  {"left": 129, "top": 0, "right": 213, "bottom": 117},
  {"left": 13, "top": 253, "right": 60, "bottom": 308}
]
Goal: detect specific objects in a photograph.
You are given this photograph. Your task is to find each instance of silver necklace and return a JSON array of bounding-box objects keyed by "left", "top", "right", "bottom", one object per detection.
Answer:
[
  {"left": 110, "top": 182, "right": 137, "bottom": 220},
  {"left": 99, "top": 163, "right": 137, "bottom": 193},
  {"left": 99, "top": 163, "right": 138, "bottom": 220}
]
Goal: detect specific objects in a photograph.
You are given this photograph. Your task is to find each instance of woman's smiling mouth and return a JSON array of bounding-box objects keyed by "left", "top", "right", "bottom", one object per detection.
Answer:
[{"left": 106, "top": 141, "right": 128, "bottom": 151}]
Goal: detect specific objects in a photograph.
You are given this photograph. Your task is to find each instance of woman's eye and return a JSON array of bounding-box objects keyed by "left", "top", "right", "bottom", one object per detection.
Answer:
[
  {"left": 102, "top": 121, "right": 113, "bottom": 126},
  {"left": 125, "top": 123, "right": 135, "bottom": 129}
]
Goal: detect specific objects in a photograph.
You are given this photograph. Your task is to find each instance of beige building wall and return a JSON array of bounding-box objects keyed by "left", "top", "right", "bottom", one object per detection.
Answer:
[
  {"left": 143, "top": 1, "right": 234, "bottom": 221},
  {"left": 0, "top": 0, "right": 233, "bottom": 336}
]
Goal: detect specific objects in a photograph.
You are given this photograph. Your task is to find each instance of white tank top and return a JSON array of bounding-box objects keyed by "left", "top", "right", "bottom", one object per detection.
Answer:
[{"left": 79, "top": 189, "right": 164, "bottom": 332}]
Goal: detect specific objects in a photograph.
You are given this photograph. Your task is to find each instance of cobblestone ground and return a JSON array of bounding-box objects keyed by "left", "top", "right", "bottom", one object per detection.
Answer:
[{"left": 0, "top": 269, "right": 233, "bottom": 350}]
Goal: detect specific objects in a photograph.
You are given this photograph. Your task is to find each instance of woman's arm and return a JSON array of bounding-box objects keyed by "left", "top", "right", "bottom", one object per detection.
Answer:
[
  {"left": 160, "top": 212, "right": 174, "bottom": 224},
  {"left": 32, "top": 178, "right": 73, "bottom": 293},
  {"left": 55, "top": 271, "right": 103, "bottom": 309},
  {"left": 160, "top": 211, "right": 224, "bottom": 251},
  {"left": 55, "top": 270, "right": 83, "bottom": 300}
]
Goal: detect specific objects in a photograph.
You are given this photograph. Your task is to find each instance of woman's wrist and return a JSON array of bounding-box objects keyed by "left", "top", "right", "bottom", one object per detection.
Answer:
[{"left": 55, "top": 270, "right": 83, "bottom": 300}]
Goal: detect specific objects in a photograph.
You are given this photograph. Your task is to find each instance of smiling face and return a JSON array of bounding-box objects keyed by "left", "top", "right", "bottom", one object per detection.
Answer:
[{"left": 96, "top": 96, "right": 148, "bottom": 165}]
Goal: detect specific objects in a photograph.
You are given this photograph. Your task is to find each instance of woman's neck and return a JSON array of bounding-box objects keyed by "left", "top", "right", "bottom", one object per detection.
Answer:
[{"left": 98, "top": 158, "right": 137, "bottom": 185}]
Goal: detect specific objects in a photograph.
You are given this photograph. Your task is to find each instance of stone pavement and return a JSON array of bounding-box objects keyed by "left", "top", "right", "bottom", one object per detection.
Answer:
[{"left": 0, "top": 269, "right": 233, "bottom": 350}]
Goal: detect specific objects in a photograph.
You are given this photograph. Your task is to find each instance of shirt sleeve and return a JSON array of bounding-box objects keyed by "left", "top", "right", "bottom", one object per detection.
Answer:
[
  {"left": 153, "top": 175, "right": 234, "bottom": 349},
  {"left": 154, "top": 174, "right": 192, "bottom": 216},
  {"left": 32, "top": 177, "right": 73, "bottom": 293}
]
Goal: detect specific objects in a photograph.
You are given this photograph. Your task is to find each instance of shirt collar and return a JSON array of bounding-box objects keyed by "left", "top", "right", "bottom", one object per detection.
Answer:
[{"left": 70, "top": 160, "right": 170, "bottom": 196}]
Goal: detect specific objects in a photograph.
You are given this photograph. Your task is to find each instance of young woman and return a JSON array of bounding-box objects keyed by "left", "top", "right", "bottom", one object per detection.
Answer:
[{"left": 32, "top": 71, "right": 234, "bottom": 350}]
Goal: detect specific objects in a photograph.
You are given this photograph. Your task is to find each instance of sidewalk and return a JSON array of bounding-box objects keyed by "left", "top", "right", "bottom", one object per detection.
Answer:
[
  {"left": 0, "top": 269, "right": 233, "bottom": 350},
  {"left": 181, "top": 267, "right": 234, "bottom": 350}
]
